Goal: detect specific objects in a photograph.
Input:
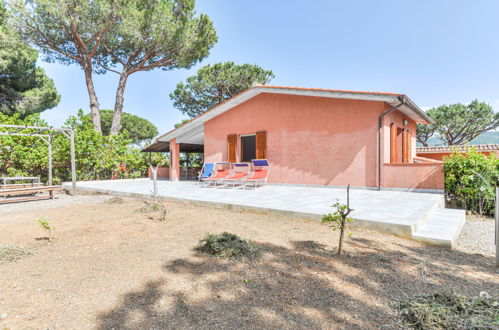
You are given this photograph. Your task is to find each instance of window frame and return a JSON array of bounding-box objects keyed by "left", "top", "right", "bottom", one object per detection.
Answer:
[{"left": 240, "top": 134, "right": 256, "bottom": 163}]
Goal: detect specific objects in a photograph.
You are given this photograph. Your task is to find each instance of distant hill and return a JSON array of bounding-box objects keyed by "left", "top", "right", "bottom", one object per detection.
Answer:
[
  {"left": 468, "top": 131, "right": 499, "bottom": 145},
  {"left": 420, "top": 131, "right": 499, "bottom": 146}
]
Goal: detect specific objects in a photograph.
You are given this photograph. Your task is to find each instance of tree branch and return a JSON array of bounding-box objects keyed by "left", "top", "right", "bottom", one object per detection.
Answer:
[
  {"left": 94, "top": 57, "right": 121, "bottom": 74},
  {"left": 69, "top": 20, "right": 89, "bottom": 57},
  {"left": 20, "top": 9, "right": 81, "bottom": 63}
]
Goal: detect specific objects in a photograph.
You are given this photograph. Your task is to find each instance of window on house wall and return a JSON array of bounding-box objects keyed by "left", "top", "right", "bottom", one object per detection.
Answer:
[{"left": 241, "top": 135, "right": 256, "bottom": 162}]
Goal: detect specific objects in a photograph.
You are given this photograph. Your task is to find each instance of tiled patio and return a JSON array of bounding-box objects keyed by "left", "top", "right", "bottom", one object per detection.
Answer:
[{"left": 67, "top": 178, "right": 465, "bottom": 247}]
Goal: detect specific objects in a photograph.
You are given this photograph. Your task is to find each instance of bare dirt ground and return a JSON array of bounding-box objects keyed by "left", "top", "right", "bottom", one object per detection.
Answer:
[{"left": 0, "top": 194, "right": 497, "bottom": 329}]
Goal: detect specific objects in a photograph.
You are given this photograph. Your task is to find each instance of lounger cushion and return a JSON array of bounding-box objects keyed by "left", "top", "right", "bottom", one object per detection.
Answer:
[
  {"left": 223, "top": 172, "right": 247, "bottom": 180},
  {"left": 204, "top": 169, "right": 230, "bottom": 180},
  {"left": 247, "top": 169, "right": 268, "bottom": 181}
]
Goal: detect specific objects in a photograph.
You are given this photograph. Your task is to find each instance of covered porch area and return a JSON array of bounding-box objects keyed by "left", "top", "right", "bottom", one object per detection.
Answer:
[{"left": 142, "top": 140, "right": 204, "bottom": 181}]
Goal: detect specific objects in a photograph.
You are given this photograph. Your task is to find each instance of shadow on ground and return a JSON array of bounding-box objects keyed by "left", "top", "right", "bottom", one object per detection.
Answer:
[{"left": 96, "top": 238, "right": 498, "bottom": 329}]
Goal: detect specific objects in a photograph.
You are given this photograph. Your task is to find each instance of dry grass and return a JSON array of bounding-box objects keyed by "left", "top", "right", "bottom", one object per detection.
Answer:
[
  {"left": 195, "top": 232, "right": 261, "bottom": 259},
  {"left": 0, "top": 197, "right": 497, "bottom": 329},
  {"left": 397, "top": 291, "right": 499, "bottom": 329},
  {"left": 105, "top": 196, "right": 125, "bottom": 204},
  {"left": 0, "top": 245, "right": 33, "bottom": 263}
]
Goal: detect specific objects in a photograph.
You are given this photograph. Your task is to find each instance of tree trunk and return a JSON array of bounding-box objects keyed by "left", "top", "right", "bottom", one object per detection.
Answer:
[
  {"left": 110, "top": 72, "right": 129, "bottom": 135},
  {"left": 338, "top": 219, "right": 345, "bottom": 254},
  {"left": 338, "top": 184, "right": 350, "bottom": 255},
  {"left": 84, "top": 67, "right": 102, "bottom": 133}
]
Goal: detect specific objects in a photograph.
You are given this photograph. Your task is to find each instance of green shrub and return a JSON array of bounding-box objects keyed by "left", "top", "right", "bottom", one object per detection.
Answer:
[
  {"left": 397, "top": 291, "right": 499, "bottom": 329},
  {"left": 0, "top": 110, "right": 161, "bottom": 182},
  {"left": 195, "top": 232, "right": 261, "bottom": 259},
  {"left": 443, "top": 148, "right": 499, "bottom": 215}
]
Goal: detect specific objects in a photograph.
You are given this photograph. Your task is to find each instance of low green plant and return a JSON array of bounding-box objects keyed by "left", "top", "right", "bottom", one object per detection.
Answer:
[
  {"left": 397, "top": 291, "right": 499, "bottom": 329},
  {"left": 322, "top": 185, "right": 354, "bottom": 255},
  {"left": 443, "top": 148, "right": 499, "bottom": 215},
  {"left": 37, "top": 217, "right": 54, "bottom": 242},
  {"left": 0, "top": 245, "right": 33, "bottom": 263},
  {"left": 137, "top": 200, "right": 165, "bottom": 213},
  {"left": 195, "top": 232, "right": 261, "bottom": 259},
  {"left": 137, "top": 200, "right": 167, "bottom": 221}
]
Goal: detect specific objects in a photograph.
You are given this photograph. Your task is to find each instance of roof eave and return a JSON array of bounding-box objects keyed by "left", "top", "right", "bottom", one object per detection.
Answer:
[
  {"left": 158, "top": 87, "right": 260, "bottom": 142},
  {"left": 403, "top": 96, "right": 434, "bottom": 124}
]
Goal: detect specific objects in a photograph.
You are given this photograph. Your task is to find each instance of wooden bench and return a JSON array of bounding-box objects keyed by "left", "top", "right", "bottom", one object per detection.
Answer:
[
  {"left": 0, "top": 186, "right": 63, "bottom": 204},
  {"left": 1, "top": 183, "right": 44, "bottom": 190}
]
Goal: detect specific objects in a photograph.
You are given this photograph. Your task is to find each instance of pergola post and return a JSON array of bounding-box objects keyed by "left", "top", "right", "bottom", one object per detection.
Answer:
[
  {"left": 70, "top": 129, "right": 76, "bottom": 195},
  {"left": 169, "top": 138, "right": 180, "bottom": 181},
  {"left": 48, "top": 135, "right": 53, "bottom": 186}
]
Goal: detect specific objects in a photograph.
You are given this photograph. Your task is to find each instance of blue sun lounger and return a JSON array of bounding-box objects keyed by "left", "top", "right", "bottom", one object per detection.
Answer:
[{"left": 196, "top": 162, "right": 215, "bottom": 185}]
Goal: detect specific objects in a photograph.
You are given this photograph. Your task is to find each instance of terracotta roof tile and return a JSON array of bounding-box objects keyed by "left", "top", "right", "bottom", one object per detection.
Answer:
[{"left": 416, "top": 144, "right": 499, "bottom": 153}]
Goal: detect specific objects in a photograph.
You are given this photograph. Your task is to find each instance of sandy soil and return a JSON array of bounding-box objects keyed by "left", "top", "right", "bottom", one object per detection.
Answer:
[
  {"left": 0, "top": 196, "right": 497, "bottom": 329},
  {"left": 0, "top": 193, "right": 110, "bottom": 216}
]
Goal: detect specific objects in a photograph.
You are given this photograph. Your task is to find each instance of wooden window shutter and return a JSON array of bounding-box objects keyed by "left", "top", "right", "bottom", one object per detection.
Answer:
[
  {"left": 407, "top": 131, "right": 412, "bottom": 163},
  {"left": 227, "top": 134, "right": 237, "bottom": 163},
  {"left": 255, "top": 131, "right": 267, "bottom": 159},
  {"left": 402, "top": 129, "right": 409, "bottom": 163},
  {"left": 390, "top": 124, "right": 397, "bottom": 164}
]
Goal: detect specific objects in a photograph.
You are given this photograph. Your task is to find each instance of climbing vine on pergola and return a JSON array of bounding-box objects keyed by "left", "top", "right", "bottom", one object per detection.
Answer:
[{"left": 0, "top": 124, "right": 76, "bottom": 193}]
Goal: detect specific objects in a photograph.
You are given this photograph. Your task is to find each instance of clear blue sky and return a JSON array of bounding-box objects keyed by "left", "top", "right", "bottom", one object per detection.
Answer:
[{"left": 39, "top": 0, "right": 499, "bottom": 134}]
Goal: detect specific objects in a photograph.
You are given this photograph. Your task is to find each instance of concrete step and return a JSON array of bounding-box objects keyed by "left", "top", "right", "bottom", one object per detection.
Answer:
[
  {"left": 412, "top": 208, "right": 466, "bottom": 248},
  {"left": 411, "top": 195, "right": 445, "bottom": 234}
]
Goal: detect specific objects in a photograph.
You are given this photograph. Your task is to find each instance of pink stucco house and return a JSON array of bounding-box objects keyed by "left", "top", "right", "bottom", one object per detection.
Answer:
[{"left": 144, "top": 85, "right": 444, "bottom": 191}]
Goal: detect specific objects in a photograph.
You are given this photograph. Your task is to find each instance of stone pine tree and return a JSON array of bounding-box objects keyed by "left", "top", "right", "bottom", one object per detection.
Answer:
[
  {"left": 417, "top": 100, "right": 499, "bottom": 146},
  {"left": 416, "top": 123, "right": 436, "bottom": 147},
  {"left": 11, "top": 0, "right": 119, "bottom": 132},
  {"left": 0, "top": 0, "right": 59, "bottom": 116},
  {"left": 84, "top": 110, "right": 159, "bottom": 144},
  {"left": 170, "top": 62, "right": 275, "bottom": 118},
  {"left": 95, "top": 0, "right": 218, "bottom": 135}
]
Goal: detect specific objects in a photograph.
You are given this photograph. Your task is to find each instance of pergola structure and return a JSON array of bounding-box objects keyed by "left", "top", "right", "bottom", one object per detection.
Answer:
[
  {"left": 142, "top": 140, "right": 204, "bottom": 180},
  {"left": 0, "top": 124, "right": 76, "bottom": 194}
]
